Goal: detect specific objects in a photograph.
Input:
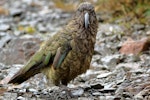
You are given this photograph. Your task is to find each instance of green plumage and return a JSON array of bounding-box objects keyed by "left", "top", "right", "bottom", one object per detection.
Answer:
[{"left": 8, "top": 2, "right": 98, "bottom": 86}]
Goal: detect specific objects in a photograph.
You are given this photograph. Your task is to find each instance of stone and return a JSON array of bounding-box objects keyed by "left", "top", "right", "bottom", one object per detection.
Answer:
[
  {"left": 28, "top": 88, "right": 37, "bottom": 93},
  {"left": 0, "top": 24, "right": 10, "bottom": 31},
  {"left": 71, "top": 88, "right": 84, "bottom": 97},
  {"left": 106, "top": 96, "right": 115, "bottom": 100},
  {"left": 133, "top": 24, "right": 145, "bottom": 31},
  {"left": 17, "top": 96, "right": 26, "bottom": 100},
  {"left": 101, "top": 54, "right": 120, "bottom": 69},
  {"left": 97, "top": 72, "right": 112, "bottom": 79},
  {"left": 0, "top": 38, "right": 41, "bottom": 64},
  {"left": 119, "top": 37, "right": 150, "bottom": 55},
  {"left": 9, "top": 9, "right": 23, "bottom": 17},
  {"left": 92, "top": 92, "right": 101, "bottom": 96},
  {"left": 3, "top": 92, "right": 17, "bottom": 99},
  {"left": 90, "top": 83, "right": 104, "bottom": 89},
  {"left": 0, "top": 34, "right": 12, "bottom": 48}
]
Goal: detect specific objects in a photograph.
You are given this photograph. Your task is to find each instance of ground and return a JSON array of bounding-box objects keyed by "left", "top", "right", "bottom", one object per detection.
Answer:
[{"left": 0, "top": 0, "right": 150, "bottom": 100}]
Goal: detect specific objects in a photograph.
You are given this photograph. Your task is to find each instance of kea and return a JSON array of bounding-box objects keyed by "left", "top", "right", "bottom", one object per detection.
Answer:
[{"left": 8, "top": 2, "right": 98, "bottom": 86}]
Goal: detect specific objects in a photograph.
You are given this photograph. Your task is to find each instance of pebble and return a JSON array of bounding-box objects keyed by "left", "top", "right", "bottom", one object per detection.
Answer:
[
  {"left": 0, "top": 34, "right": 12, "bottom": 48},
  {"left": 146, "top": 30, "right": 150, "bottom": 35},
  {"left": 17, "top": 96, "right": 26, "bottom": 100},
  {"left": 9, "top": 9, "right": 23, "bottom": 17},
  {"left": 133, "top": 24, "right": 145, "bottom": 31},
  {"left": 124, "top": 54, "right": 140, "bottom": 62},
  {"left": 19, "top": 89, "right": 26, "bottom": 93},
  {"left": 97, "top": 72, "right": 112, "bottom": 79},
  {"left": 14, "top": 31, "right": 23, "bottom": 36},
  {"left": 37, "top": 24, "right": 47, "bottom": 33},
  {"left": 90, "top": 83, "right": 104, "bottom": 89},
  {"left": 0, "top": 24, "right": 10, "bottom": 31},
  {"left": 78, "top": 97, "right": 92, "bottom": 100},
  {"left": 71, "top": 88, "right": 84, "bottom": 97},
  {"left": 92, "top": 92, "right": 101, "bottom": 96},
  {"left": 101, "top": 54, "right": 120, "bottom": 69},
  {"left": 99, "top": 96, "right": 106, "bottom": 100},
  {"left": 106, "top": 95, "right": 115, "bottom": 100},
  {"left": 28, "top": 88, "right": 38, "bottom": 93},
  {"left": 3, "top": 92, "right": 17, "bottom": 99}
]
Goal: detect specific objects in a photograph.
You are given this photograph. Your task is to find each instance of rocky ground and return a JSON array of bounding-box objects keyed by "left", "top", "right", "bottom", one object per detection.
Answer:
[{"left": 0, "top": 0, "right": 150, "bottom": 100}]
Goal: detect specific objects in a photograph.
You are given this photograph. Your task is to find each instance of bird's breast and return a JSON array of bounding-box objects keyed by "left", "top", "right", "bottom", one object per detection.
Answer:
[{"left": 59, "top": 37, "right": 94, "bottom": 82}]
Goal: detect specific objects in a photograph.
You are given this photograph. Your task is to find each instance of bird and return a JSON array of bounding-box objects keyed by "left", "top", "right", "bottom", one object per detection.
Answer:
[{"left": 8, "top": 2, "right": 98, "bottom": 86}]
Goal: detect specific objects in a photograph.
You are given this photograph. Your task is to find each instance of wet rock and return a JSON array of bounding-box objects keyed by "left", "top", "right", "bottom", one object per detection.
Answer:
[
  {"left": 0, "top": 24, "right": 10, "bottom": 31},
  {"left": 119, "top": 37, "right": 150, "bottom": 55}
]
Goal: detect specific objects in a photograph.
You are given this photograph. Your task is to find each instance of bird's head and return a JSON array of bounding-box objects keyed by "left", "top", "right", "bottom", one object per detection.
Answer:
[{"left": 75, "top": 2, "right": 97, "bottom": 29}]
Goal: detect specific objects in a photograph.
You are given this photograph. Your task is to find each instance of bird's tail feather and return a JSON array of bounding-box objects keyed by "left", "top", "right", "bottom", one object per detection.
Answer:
[{"left": 8, "top": 62, "right": 44, "bottom": 84}]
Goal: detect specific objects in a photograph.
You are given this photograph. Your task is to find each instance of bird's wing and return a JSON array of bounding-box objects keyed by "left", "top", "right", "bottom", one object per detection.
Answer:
[
  {"left": 53, "top": 42, "right": 71, "bottom": 69},
  {"left": 8, "top": 33, "right": 71, "bottom": 84},
  {"left": 8, "top": 50, "right": 52, "bottom": 84}
]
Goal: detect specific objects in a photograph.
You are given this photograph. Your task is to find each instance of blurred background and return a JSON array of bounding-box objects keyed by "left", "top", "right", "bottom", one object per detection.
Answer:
[
  {"left": 0, "top": 0, "right": 150, "bottom": 100},
  {"left": 0, "top": 0, "right": 149, "bottom": 65}
]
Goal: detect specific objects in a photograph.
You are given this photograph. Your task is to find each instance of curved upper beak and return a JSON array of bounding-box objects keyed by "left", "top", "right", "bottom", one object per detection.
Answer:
[{"left": 84, "top": 12, "right": 89, "bottom": 29}]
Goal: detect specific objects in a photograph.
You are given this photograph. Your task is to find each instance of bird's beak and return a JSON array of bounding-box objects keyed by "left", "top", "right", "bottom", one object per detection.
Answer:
[{"left": 84, "top": 12, "right": 89, "bottom": 29}]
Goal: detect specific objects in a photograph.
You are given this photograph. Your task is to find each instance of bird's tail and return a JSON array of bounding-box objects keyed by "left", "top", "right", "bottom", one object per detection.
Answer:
[
  {"left": 8, "top": 62, "right": 44, "bottom": 84},
  {"left": 8, "top": 51, "right": 46, "bottom": 84},
  {"left": 8, "top": 48, "right": 51, "bottom": 84}
]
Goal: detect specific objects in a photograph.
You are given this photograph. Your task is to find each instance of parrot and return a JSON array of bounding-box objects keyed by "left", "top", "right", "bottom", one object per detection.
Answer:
[{"left": 8, "top": 2, "right": 98, "bottom": 86}]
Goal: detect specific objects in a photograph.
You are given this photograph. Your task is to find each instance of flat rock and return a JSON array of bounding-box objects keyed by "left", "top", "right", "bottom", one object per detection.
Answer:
[
  {"left": 119, "top": 37, "right": 150, "bottom": 55},
  {"left": 71, "top": 88, "right": 84, "bottom": 97},
  {"left": 0, "top": 24, "right": 10, "bottom": 31},
  {"left": 0, "top": 37, "right": 42, "bottom": 65},
  {"left": 9, "top": 8, "right": 24, "bottom": 17},
  {"left": 90, "top": 83, "right": 104, "bottom": 89}
]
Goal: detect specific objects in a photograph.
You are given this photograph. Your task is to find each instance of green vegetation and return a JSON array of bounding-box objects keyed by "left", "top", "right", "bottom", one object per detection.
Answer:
[{"left": 52, "top": 0, "right": 150, "bottom": 24}]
